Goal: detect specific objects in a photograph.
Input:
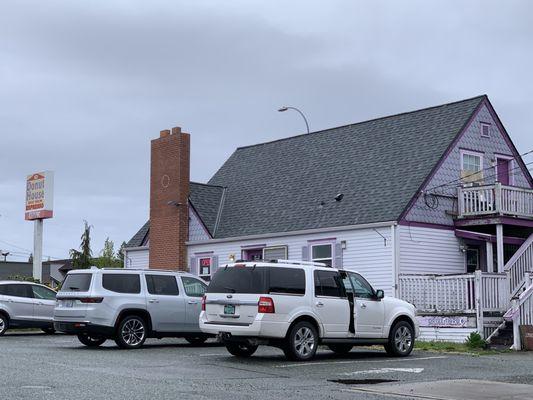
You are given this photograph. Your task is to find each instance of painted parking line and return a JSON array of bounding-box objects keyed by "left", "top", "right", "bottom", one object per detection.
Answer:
[{"left": 275, "top": 355, "right": 447, "bottom": 368}]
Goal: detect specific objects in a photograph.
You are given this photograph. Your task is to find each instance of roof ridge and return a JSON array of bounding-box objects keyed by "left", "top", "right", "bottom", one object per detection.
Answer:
[{"left": 235, "top": 95, "right": 487, "bottom": 151}]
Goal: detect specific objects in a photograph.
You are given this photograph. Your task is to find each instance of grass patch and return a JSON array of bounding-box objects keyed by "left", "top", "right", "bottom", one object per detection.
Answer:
[{"left": 415, "top": 340, "right": 510, "bottom": 355}]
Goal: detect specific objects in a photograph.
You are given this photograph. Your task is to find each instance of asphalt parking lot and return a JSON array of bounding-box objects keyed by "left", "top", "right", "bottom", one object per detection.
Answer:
[{"left": 1, "top": 332, "right": 533, "bottom": 400}]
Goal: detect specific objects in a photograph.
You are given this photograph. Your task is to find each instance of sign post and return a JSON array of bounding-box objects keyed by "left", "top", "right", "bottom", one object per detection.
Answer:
[{"left": 25, "top": 171, "right": 54, "bottom": 282}]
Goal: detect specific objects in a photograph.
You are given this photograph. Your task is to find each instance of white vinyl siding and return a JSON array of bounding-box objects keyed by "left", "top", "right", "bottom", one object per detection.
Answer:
[
  {"left": 188, "top": 225, "right": 395, "bottom": 295},
  {"left": 398, "top": 225, "right": 465, "bottom": 275},
  {"left": 124, "top": 247, "right": 149, "bottom": 269}
]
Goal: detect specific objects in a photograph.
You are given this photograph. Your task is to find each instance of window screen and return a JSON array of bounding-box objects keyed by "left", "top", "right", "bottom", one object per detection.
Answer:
[
  {"left": 314, "top": 270, "right": 345, "bottom": 298},
  {"left": 102, "top": 274, "right": 140, "bottom": 294},
  {"left": 146, "top": 275, "right": 179, "bottom": 296},
  {"left": 268, "top": 267, "right": 305, "bottom": 295},
  {"left": 263, "top": 246, "right": 288, "bottom": 261}
]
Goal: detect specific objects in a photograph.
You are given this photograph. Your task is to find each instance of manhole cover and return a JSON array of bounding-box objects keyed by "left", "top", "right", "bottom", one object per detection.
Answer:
[{"left": 329, "top": 379, "right": 398, "bottom": 385}]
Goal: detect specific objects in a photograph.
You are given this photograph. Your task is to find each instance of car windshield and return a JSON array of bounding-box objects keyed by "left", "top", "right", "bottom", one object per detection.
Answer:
[{"left": 61, "top": 273, "right": 92, "bottom": 292}]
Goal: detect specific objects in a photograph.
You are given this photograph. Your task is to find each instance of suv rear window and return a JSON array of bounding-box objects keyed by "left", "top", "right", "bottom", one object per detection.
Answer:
[
  {"left": 207, "top": 266, "right": 305, "bottom": 295},
  {"left": 61, "top": 274, "right": 92, "bottom": 292},
  {"left": 102, "top": 274, "right": 140, "bottom": 294}
]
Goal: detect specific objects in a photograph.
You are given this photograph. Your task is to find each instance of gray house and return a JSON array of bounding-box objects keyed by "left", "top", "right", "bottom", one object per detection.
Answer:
[{"left": 125, "top": 95, "right": 533, "bottom": 345}]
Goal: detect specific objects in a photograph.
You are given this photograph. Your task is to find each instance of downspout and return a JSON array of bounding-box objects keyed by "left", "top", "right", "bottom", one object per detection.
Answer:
[{"left": 391, "top": 222, "right": 400, "bottom": 297}]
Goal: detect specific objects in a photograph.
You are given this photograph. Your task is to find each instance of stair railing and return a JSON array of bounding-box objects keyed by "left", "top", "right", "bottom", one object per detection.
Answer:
[
  {"left": 504, "top": 234, "right": 533, "bottom": 297},
  {"left": 506, "top": 273, "right": 533, "bottom": 350}
]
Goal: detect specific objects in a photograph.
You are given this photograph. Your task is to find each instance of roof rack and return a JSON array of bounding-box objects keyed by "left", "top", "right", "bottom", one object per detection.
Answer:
[
  {"left": 275, "top": 259, "right": 329, "bottom": 268},
  {"left": 99, "top": 267, "right": 186, "bottom": 273}
]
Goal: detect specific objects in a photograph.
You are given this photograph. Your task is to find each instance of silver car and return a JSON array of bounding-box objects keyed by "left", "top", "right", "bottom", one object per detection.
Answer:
[
  {"left": 0, "top": 281, "right": 57, "bottom": 335},
  {"left": 54, "top": 267, "right": 211, "bottom": 348}
]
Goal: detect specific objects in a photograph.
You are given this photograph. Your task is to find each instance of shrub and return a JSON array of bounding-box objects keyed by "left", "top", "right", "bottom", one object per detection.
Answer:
[{"left": 465, "top": 332, "right": 487, "bottom": 349}]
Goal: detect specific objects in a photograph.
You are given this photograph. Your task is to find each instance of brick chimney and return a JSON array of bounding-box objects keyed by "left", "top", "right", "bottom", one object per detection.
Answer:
[{"left": 149, "top": 127, "right": 190, "bottom": 270}]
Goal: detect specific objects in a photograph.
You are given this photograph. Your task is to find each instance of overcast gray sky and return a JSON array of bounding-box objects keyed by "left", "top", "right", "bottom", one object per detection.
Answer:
[{"left": 1, "top": 0, "right": 532, "bottom": 261}]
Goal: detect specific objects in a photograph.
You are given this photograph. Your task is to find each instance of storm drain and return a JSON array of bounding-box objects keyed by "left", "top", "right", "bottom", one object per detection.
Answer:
[{"left": 329, "top": 378, "right": 398, "bottom": 385}]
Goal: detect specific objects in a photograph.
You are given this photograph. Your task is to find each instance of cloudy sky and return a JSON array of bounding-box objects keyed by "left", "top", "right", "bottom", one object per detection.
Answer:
[{"left": 1, "top": 0, "right": 532, "bottom": 261}]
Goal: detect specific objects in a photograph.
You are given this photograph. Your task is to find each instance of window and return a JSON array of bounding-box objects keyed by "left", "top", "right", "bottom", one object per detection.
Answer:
[
  {"left": 182, "top": 277, "right": 207, "bottom": 297},
  {"left": 199, "top": 257, "right": 211, "bottom": 277},
  {"left": 146, "top": 275, "right": 179, "bottom": 296},
  {"left": 462, "top": 153, "right": 481, "bottom": 173},
  {"left": 311, "top": 244, "right": 333, "bottom": 267},
  {"left": 348, "top": 272, "right": 374, "bottom": 299},
  {"left": 480, "top": 123, "right": 490, "bottom": 138},
  {"left": 32, "top": 285, "right": 56, "bottom": 300},
  {"left": 102, "top": 274, "right": 140, "bottom": 294},
  {"left": 314, "top": 270, "right": 345, "bottom": 298},
  {"left": 0, "top": 284, "right": 33, "bottom": 298},
  {"left": 268, "top": 267, "right": 305, "bottom": 295},
  {"left": 263, "top": 245, "right": 288, "bottom": 261},
  {"left": 207, "top": 266, "right": 267, "bottom": 294},
  {"left": 61, "top": 273, "right": 92, "bottom": 292},
  {"left": 460, "top": 150, "right": 483, "bottom": 183},
  {"left": 466, "top": 248, "right": 479, "bottom": 273}
]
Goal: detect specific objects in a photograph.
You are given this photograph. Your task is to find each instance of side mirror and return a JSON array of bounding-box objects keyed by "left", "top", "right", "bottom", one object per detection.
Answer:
[{"left": 375, "top": 289, "right": 384, "bottom": 300}]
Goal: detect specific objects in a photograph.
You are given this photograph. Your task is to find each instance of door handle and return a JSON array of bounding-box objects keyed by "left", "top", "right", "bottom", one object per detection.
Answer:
[
  {"left": 148, "top": 299, "right": 159, "bottom": 304},
  {"left": 316, "top": 301, "right": 324, "bottom": 308},
  {"left": 360, "top": 303, "right": 367, "bottom": 309},
  {"left": 187, "top": 300, "right": 199, "bottom": 304}
]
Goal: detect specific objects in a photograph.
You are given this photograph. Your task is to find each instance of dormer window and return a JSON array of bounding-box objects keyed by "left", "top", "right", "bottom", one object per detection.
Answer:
[
  {"left": 480, "top": 122, "right": 490, "bottom": 138},
  {"left": 460, "top": 149, "right": 484, "bottom": 183}
]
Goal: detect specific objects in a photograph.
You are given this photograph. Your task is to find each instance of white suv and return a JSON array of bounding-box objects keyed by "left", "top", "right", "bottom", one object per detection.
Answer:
[
  {"left": 200, "top": 261, "right": 419, "bottom": 361},
  {"left": 54, "top": 267, "right": 210, "bottom": 348}
]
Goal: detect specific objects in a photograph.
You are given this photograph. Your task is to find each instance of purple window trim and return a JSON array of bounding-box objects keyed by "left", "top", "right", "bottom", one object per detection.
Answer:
[
  {"left": 480, "top": 122, "right": 491, "bottom": 138},
  {"left": 307, "top": 237, "right": 337, "bottom": 243},
  {"left": 398, "top": 220, "right": 454, "bottom": 231},
  {"left": 454, "top": 229, "right": 525, "bottom": 246},
  {"left": 458, "top": 147, "right": 485, "bottom": 155},
  {"left": 397, "top": 98, "right": 486, "bottom": 221},
  {"left": 240, "top": 243, "right": 267, "bottom": 249},
  {"left": 493, "top": 152, "right": 514, "bottom": 158},
  {"left": 194, "top": 251, "right": 214, "bottom": 256}
]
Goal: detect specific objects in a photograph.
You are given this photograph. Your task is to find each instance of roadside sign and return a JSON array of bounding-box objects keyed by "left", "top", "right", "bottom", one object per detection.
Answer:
[{"left": 25, "top": 171, "right": 54, "bottom": 220}]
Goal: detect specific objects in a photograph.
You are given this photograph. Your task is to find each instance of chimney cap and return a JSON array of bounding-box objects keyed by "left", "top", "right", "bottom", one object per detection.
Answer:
[
  {"left": 160, "top": 129, "right": 171, "bottom": 138},
  {"left": 171, "top": 127, "right": 182, "bottom": 135}
]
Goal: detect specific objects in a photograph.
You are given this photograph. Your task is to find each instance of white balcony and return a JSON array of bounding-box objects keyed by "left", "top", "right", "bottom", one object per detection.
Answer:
[{"left": 457, "top": 183, "right": 533, "bottom": 219}]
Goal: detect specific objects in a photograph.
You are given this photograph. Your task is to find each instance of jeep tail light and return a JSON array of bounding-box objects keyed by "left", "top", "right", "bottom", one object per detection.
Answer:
[
  {"left": 78, "top": 297, "right": 104, "bottom": 303},
  {"left": 258, "top": 297, "right": 275, "bottom": 313},
  {"left": 201, "top": 295, "right": 206, "bottom": 311}
]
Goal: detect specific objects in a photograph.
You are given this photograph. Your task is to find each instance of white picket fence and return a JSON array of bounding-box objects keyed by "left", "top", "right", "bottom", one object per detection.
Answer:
[{"left": 399, "top": 271, "right": 508, "bottom": 314}]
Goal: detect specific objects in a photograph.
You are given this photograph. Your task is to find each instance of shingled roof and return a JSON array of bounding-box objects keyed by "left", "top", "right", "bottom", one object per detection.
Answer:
[{"left": 127, "top": 95, "right": 486, "bottom": 246}]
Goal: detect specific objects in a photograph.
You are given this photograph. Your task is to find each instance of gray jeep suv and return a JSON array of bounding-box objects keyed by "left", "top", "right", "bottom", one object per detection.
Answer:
[
  {"left": 54, "top": 267, "right": 211, "bottom": 348},
  {"left": 0, "top": 281, "right": 57, "bottom": 335}
]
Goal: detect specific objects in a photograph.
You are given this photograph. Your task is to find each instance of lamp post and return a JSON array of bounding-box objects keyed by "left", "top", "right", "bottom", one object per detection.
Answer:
[{"left": 278, "top": 106, "right": 310, "bottom": 134}]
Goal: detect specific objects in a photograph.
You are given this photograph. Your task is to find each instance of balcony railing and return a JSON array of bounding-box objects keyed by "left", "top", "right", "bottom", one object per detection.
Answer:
[{"left": 457, "top": 183, "right": 533, "bottom": 219}]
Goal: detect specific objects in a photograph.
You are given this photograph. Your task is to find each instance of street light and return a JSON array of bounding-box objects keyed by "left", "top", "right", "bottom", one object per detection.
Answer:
[{"left": 278, "top": 106, "right": 310, "bottom": 134}]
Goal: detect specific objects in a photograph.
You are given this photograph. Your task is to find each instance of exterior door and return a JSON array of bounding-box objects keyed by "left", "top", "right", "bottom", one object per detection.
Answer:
[
  {"left": 3, "top": 284, "right": 35, "bottom": 321},
  {"left": 497, "top": 158, "right": 510, "bottom": 185},
  {"left": 313, "top": 270, "right": 350, "bottom": 337},
  {"left": 145, "top": 275, "right": 185, "bottom": 332},
  {"left": 181, "top": 277, "right": 208, "bottom": 332},
  {"left": 31, "top": 285, "right": 56, "bottom": 322},
  {"left": 348, "top": 272, "right": 384, "bottom": 337}
]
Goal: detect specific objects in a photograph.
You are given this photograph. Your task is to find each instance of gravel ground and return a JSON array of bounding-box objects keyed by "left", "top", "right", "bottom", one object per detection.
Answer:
[{"left": 1, "top": 332, "right": 532, "bottom": 400}]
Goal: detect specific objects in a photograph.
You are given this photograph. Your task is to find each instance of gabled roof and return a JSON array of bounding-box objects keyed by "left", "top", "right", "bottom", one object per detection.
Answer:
[{"left": 127, "top": 95, "right": 487, "bottom": 245}]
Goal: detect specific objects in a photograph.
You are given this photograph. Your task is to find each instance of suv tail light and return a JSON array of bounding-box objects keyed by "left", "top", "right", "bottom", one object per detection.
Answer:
[
  {"left": 201, "top": 295, "right": 206, "bottom": 311},
  {"left": 258, "top": 297, "right": 275, "bottom": 313},
  {"left": 78, "top": 297, "right": 104, "bottom": 303}
]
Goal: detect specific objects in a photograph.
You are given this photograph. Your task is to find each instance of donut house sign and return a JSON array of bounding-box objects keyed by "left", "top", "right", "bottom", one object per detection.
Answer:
[{"left": 25, "top": 171, "right": 54, "bottom": 220}]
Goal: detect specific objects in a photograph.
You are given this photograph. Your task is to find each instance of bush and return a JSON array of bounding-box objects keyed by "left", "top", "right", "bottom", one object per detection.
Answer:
[
  {"left": 465, "top": 332, "right": 487, "bottom": 349},
  {"left": 7, "top": 275, "right": 40, "bottom": 284}
]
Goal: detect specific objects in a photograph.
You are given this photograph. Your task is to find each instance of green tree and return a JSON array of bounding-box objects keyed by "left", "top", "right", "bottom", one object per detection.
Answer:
[
  {"left": 117, "top": 241, "right": 127, "bottom": 266},
  {"left": 93, "top": 238, "right": 124, "bottom": 268},
  {"left": 70, "top": 221, "right": 93, "bottom": 269}
]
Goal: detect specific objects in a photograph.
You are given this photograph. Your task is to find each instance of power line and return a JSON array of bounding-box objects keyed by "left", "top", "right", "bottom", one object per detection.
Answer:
[{"left": 0, "top": 239, "right": 62, "bottom": 260}]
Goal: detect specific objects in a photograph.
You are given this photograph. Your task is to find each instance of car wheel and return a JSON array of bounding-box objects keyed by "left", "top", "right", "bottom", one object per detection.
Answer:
[
  {"left": 185, "top": 335, "right": 209, "bottom": 346},
  {"left": 284, "top": 321, "right": 318, "bottom": 361},
  {"left": 327, "top": 344, "right": 353, "bottom": 355},
  {"left": 385, "top": 321, "right": 414, "bottom": 357},
  {"left": 0, "top": 314, "right": 8, "bottom": 336},
  {"left": 114, "top": 315, "right": 147, "bottom": 349},
  {"left": 41, "top": 327, "right": 55, "bottom": 335},
  {"left": 77, "top": 334, "right": 107, "bottom": 347},
  {"left": 225, "top": 343, "right": 258, "bottom": 358}
]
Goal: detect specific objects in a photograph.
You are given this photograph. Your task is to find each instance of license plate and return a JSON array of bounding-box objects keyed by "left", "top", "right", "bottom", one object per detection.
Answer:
[
  {"left": 224, "top": 304, "right": 235, "bottom": 315},
  {"left": 65, "top": 300, "right": 74, "bottom": 308}
]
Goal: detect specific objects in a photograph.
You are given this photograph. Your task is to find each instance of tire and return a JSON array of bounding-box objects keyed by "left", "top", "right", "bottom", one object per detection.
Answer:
[
  {"left": 41, "top": 327, "right": 55, "bottom": 335},
  {"left": 185, "top": 335, "right": 209, "bottom": 346},
  {"left": 0, "top": 314, "right": 8, "bottom": 336},
  {"left": 327, "top": 344, "right": 353, "bottom": 355},
  {"left": 77, "top": 334, "right": 107, "bottom": 347},
  {"left": 225, "top": 342, "right": 258, "bottom": 358},
  {"left": 283, "top": 321, "right": 319, "bottom": 361},
  {"left": 384, "top": 321, "right": 414, "bottom": 357},
  {"left": 114, "top": 315, "right": 147, "bottom": 349}
]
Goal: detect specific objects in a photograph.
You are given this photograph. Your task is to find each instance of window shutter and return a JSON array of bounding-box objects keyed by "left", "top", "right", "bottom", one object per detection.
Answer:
[
  {"left": 301, "top": 246, "right": 309, "bottom": 261},
  {"left": 189, "top": 257, "right": 198, "bottom": 275},
  {"left": 211, "top": 255, "right": 219, "bottom": 276},
  {"left": 334, "top": 242, "right": 343, "bottom": 269}
]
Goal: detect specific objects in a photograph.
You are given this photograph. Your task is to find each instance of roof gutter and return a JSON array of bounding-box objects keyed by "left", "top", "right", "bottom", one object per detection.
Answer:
[{"left": 187, "top": 220, "right": 397, "bottom": 245}]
